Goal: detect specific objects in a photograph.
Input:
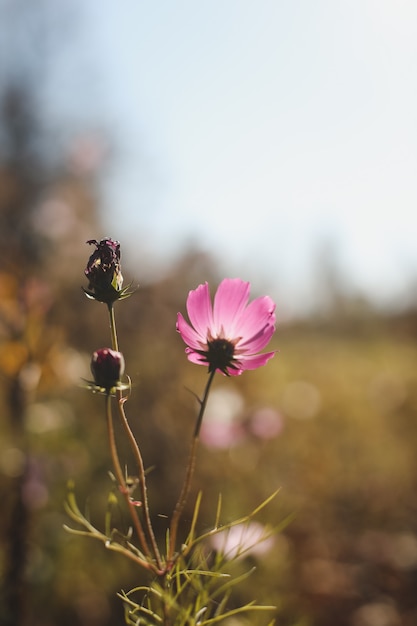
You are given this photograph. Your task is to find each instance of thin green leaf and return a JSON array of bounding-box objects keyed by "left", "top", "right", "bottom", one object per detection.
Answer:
[
  {"left": 214, "top": 493, "right": 222, "bottom": 530},
  {"left": 211, "top": 566, "right": 257, "bottom": 601},
  {"left": 185, "top": 491, "right": 203, "bottom": 545},
  {"left": 200, "top": 601, "right": 276, "bottom": 625}
]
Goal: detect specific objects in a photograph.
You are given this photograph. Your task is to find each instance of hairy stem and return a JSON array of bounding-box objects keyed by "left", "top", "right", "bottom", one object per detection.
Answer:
[
  {"left": 107, "top": 301, "right": 163, "bottom": 570},
  {"left": 105, "top": 393, "right": 154, "bottom": 564},
  {"left": 117, "top": 397, "right": 163, "bottom": 570}
]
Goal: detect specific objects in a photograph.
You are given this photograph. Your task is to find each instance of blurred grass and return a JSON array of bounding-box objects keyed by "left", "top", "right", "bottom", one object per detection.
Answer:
[{"left": 1, "top": 262, "right": 417, "bottom": 625}]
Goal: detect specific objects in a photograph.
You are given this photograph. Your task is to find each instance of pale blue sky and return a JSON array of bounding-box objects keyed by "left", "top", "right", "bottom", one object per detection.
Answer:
[{"left": 66, "top": 1, "right": 417, "bottom": 313}]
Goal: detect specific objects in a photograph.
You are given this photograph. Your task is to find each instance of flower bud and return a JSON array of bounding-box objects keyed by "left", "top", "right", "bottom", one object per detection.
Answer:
[
  {"left": 90, "top": 348, "right": 125, "bottom": 391},
  {"left": 84, "top": 238, "right": 124, "bottom": 303}
]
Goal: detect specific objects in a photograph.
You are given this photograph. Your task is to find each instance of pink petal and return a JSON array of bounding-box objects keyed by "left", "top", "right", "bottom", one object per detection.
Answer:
[
  {"left": 176, "top": 313, "right": 205, "bottom": 349},
  {"left": 186, "top": 282, "right": 214, "bottom": 339},
  {"left": 185, "top": 349, "right": 207, "bottom": 366},
  {"left": 213, "top": 278, "right": 250, "bottom": 337},
  {"left": 235, "top": 296, "right": 276, "bottom": 343},
  {"left": 238, "top": 351, "right": 276, "bottom": 371},
  {"left": 238, "top": 322, "right": 276, "bottom": 354},
  {"left": 226, "top": 366, "right": 244, "bottom": 376}
]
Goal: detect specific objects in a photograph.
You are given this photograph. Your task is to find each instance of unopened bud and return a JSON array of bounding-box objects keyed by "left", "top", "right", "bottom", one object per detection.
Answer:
[{"left": 90, "top": 348, "right": 125, "bottom": 391}]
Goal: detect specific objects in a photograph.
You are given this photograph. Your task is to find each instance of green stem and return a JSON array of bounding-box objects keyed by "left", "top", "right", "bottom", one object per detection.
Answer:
[
  {"left": 117, "top": 397, "right": 163, "bottom": 570},
  {"left": 193, "top": 369, "right": 216, "bottom": 439},
  {"left": 107, "top": 303, "right": 119, "bottom": 351},
  {"left": 107, "top": 301, "right": 163, "bottom": 570},
  {"left": 105, "top": 393, "right": 154, "bottom": 565},
  {"left": 167, "top": 370, "right": 216, "bottom": 564}
]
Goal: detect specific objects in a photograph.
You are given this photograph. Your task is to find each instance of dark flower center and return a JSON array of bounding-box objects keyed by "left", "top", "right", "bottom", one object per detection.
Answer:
[{"left": 204, "top": 338, "right": 237, "bottom": 374}]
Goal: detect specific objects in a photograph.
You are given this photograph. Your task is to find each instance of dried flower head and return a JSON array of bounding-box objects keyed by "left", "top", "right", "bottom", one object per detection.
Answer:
[
  {"left": 84, "top": 238, "right": 126, "bottom": 304},
  {"left": 177, "top": 278, "right": 276, "bottom": 376}
]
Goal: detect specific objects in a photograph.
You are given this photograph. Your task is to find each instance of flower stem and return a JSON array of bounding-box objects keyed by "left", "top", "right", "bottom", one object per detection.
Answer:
[
  {"left": 106, "top": 301, "right": 163, "bottom": 570},
  {"left": 167, "top": 370, "right": 216, "bottom": 564},
  {"left": 117, "top": 397, "right": 163, "bottom": 570},
  {"left": 107, "top": 303, "right": 119, "bottom": 351},
  {"left": 105, "top": 393, "right": 153, "bottom": 564},
  {"left": 193, "top": 369, "right": 216, "bottom": 439}
]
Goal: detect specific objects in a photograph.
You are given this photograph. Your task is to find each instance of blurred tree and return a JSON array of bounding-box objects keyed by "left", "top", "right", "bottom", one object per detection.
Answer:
[{"left": 0, "top": 2, "right": 104, "bottom": 625}]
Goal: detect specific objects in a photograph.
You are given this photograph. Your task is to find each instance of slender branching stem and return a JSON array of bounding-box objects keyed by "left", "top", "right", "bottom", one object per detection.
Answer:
[
  {"left": 117, "top": 397, "right": 163, "bottom": 570},
  {"left": 107, "top": 301, "right": 163, "bottom": 570},
  {"left": 167, "top": 369, "right": 216, "bottom": 564},
  {"left": 105, "top": 393, "right": 154, "bottom": 563}
]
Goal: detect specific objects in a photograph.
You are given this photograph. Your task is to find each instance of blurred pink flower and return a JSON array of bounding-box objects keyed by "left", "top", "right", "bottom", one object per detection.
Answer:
[
  {"left": 210, "top": 521, "right": 274, "bottom": 560},
  {"left": 177, "top": 278, "right": 276, "bottom": 376},
  {"left": 200, "top": 388, "right": 246, "bottom": 448},
  {"left": 248, "top": 407, "right": 284, "bottom": 440},
  {"left": 200, "top": 420, "right": 246, "bottom": 449}
]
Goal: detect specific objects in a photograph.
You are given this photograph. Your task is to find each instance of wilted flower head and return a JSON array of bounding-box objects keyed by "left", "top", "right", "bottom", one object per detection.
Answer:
[
  {"left": 177, "top": 278, "right": 276, "bottom": 376},
  {"left": 90, "top": 348, "right": 125, "bottom": 391},
  {"left": 84, "top": 238, "right": 124, "bottom": 304}
]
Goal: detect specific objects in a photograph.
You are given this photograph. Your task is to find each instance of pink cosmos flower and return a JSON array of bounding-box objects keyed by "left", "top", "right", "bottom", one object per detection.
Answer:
[{"left": 176, "top": 278, "right": 276, "bottom": 376}]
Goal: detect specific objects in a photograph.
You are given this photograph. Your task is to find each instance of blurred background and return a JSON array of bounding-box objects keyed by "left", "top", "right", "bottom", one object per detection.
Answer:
[{"left": 0, "top": 1, "right": 416, "bottom": 625}]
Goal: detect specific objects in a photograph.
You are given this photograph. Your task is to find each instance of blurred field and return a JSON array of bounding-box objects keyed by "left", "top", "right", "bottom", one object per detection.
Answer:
[
  {"left": 190, "top": 307, "right": 417, "bottom": 626},
  {"left": 1, "top": 252, "right": 416, "bottom": 626}
]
